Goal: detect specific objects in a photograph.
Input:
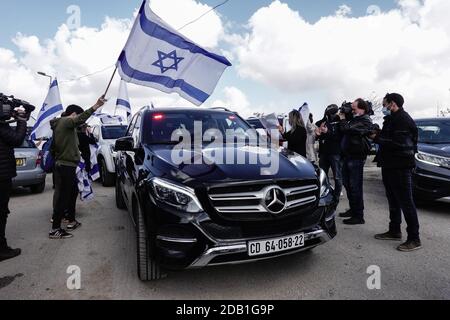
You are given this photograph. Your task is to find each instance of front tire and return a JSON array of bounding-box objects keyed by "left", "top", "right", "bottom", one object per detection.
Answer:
[{"left": 135, "top": 201, "right": 165, "bottom": 281}]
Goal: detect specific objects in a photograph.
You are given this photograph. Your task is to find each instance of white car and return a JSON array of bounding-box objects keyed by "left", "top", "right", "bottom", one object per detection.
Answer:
[{"left": 91, "top": 124, "right": 128, "bottom": 187}]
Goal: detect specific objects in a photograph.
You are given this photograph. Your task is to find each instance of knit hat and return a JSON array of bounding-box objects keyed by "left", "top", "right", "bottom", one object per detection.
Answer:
[{"left": 65, "top": 105, "right": 84, "bottom": 116}]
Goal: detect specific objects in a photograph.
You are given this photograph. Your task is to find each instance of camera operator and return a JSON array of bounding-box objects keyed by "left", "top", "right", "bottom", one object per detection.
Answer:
[
  {"left": 0, "top": 108, "right": 28, "bottom": 262},
  {"left": 339, "top": 98, "right": 373, "bottom": 225},
  {"left": 371, "top": 93, "right": 421, "bottom": 252},
  {"left": 315, "top": 104, "right": 344, "bottom": 203}
]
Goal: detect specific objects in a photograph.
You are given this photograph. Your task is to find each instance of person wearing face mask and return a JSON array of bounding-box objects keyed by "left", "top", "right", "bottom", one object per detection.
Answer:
[
  {"left": 371, "top": 93, "right": 421, "bottom": 252},
  {"left": 338, "top": 98, "right": 373, "bottom": 225}
]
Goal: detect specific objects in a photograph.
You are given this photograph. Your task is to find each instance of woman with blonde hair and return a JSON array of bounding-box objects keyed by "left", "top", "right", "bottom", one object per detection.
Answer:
[{"left": 278, "top": 110, "right": 307, "bottom": 157}]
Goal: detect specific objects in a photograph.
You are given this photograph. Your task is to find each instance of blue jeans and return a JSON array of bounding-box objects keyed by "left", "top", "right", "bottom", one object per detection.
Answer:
[
  {"left": 342, "top": 158, "right": 366, "bottom": 219},
  {"left": 382, "top": 168, "right": 420, "bottom": 241},
  {"left": 319, "top": 154, "right": 343, "bottom": 203}
]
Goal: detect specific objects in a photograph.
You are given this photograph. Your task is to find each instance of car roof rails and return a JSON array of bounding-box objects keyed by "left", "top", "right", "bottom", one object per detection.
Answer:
[{"left": 209, "top": 107, "right": 232, "bottom": 112}]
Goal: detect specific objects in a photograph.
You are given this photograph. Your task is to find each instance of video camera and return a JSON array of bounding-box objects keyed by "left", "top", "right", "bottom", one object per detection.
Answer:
[
  {"left": 340, "top": 100, "right": 375, "bottom": 118},
  {"left": 0, "top": 93, "right": 35, "bottom": 123}
]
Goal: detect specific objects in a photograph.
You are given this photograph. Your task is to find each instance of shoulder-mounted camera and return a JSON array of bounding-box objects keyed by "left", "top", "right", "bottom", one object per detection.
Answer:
[{"left": 0, "top": 93, "right": 35, "bottom": 123}]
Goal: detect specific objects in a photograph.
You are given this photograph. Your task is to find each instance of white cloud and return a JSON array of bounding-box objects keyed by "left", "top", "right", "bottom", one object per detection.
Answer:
[
  {"left": 0, "top": 0, "right": 226, "bottom": 121},
  {"left": 230, "top": 0, "right": 450, "bottom": 118},
  {"left": 210, "top": 86, "right": 253, "bottom": 117},
  {"left": 150, "top": 0, "right": 225, "bottom": 48}
]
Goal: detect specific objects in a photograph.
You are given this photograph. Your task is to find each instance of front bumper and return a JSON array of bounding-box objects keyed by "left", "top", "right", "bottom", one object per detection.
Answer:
[
  {"left": 147, "top": 191, "right": 337, "bottom": 270},
  {"left": 188, "top": 228, "right": 332, "bottom": 268},
  {"left": 413, "top": 162, "right": 450, "bottom": 200}
]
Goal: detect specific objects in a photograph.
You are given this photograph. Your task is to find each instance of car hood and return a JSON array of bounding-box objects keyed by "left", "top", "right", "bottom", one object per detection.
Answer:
[
  {"left": 145, "top": 144, "right": 317, "bottom": 186},
  {"left": 418, "top": 143, "right": 450, "bottom": 158}
]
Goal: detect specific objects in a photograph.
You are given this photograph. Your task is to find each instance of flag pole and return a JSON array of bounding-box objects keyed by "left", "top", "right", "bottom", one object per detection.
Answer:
[{"left": 104, "top": 66, "right": 118, "bottom": 97}]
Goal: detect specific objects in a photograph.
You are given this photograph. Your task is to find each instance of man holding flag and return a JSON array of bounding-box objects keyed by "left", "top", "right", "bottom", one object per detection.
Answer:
[
  {"left": 49, "top": 95, "right": 106, "bottom": 240},
  {"left": 116, "top": 0, "right": 231, "bottom": 106}
]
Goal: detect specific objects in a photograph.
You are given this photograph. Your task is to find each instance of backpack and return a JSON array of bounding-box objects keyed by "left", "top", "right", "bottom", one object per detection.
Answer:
[{"left": 41, "top": 138, "right": 55, "bottom": 173}]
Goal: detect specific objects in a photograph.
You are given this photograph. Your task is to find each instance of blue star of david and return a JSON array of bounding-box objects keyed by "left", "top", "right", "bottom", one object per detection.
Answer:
[{"left": 152, "top": 50, "right": 184, "bottom": 74}]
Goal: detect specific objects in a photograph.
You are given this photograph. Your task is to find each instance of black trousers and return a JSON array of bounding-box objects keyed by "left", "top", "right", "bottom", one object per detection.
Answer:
[
  {"left": 382, "top": 168, "right": 420, "bottom": 241},
  {"left": 319, "top": 154, "right": 343, "bottom": 203},
  {"left": 52, "top": 165, "right": 78, "bottom": 229},
  {"left": 0, "top": 179, "right": 12, "bottom": 249},
  {"left": 342, "top": 158, "right": 366, "bottom": 219}
]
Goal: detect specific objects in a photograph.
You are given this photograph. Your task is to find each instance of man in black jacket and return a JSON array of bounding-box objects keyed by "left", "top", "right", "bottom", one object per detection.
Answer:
[
  {"left": 0, "top": 113, "right": 27, "bottom": 262},
  {"left": 372, "top": 93, "right": 421, "bottom": 252},
  {"left": 316, "top": 105, "right": 344, "bottom": 203},
  {"left": 339, "top": 99, "right": 373, "bottom": 225}
]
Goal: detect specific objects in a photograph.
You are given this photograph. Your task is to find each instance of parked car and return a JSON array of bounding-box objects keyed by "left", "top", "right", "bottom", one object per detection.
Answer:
[
  {"left": 12, "top": 137, "right": 46, "bottom": 194},
  {"left": 91, "top": 124, "right": 128, "bottom": 187},
  {"left": 115, "top": 107, "right": 337, "bottom": 281},
  {"left": 414, "top": 118, "right": 450, "bottom": 201}
]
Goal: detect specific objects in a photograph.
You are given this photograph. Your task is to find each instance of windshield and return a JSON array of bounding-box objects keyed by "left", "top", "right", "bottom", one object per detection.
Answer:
[
  {"left": 101, "top": 126, "right": 128, "bottom": 140},
  {"left": 18, "top": 138, "right": 35, "bottom": 148},
  {"left": 416, "top": 120, "right": 450, "bottom": 144},
  {"left": 144, "top": 111, "right": 254, "bottom": 144}
]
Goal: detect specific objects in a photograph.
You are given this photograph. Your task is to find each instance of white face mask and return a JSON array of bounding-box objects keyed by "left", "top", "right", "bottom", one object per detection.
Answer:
[{"left": 382, "top": 107, "right": 391, "bottom": 116}]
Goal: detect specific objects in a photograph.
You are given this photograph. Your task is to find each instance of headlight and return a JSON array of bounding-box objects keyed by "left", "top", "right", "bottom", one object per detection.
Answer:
[
  {"left": 416, "top": 152, "right": 450, "bottom": 169},
  {"left": 150, "top": 177, "right": 204, "bottom": 213},
  {"left": 319, "top": 169, "right": 331, "bottom": 198}
]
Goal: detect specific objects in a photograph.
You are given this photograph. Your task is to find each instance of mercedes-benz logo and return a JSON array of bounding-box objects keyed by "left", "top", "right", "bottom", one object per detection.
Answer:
[{"left": 263, "top": 186, "right": 287, "bottom": 215}]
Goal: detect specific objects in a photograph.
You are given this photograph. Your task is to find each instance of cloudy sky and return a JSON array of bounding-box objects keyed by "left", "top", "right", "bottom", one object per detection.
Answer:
[{"left": 1, "top": 0, "right": 449, "bottom": 121}]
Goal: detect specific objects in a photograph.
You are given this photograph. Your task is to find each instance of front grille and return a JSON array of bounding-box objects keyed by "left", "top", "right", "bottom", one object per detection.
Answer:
[{"left": 206, "top": 179, "right": 319, "bottom": 221}]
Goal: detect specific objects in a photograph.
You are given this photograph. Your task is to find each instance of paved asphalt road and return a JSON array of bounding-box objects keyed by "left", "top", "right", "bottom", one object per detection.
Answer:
[{"left": 1, "top": 165, "right": 449, "bottom": 300}]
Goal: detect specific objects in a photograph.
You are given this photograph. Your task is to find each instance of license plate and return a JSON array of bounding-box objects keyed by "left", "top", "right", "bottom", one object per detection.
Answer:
[
  {"left": 248, "top": 233, "right": 305, "bottom": 257},
  {"left": 16, "top": 158, "right": 26, "bottom": 167}
]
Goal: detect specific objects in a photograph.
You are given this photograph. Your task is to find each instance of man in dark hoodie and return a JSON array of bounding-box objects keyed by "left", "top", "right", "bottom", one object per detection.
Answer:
[
  {"left": 372, "top": 93, "right": 421, "bottom": 252},
  {"left": 49, "top": 96, "right": 106, "bottom": 239},
  {"left": 339, "top": 98, "right": 373, "bottom": 225},
  {"left": 0, "top": 110, "right": 28, "bottom": 261}
]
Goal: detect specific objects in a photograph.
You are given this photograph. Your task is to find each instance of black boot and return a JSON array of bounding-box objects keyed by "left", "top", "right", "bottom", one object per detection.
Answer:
[
  {"left": 0, "top": 246, "right": 21, "bottom": 262},
  {"left": 339, "top": 209, "right": 352, "bottom": 218}
]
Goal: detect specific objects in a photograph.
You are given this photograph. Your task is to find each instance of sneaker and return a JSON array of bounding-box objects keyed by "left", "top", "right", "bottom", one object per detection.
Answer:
[
  {"left": 339, "top": 209, "right": 353, "bottom": 218},
  {"left": 66, "top": 221, "right": 82, "bottom": 231},
  {"left": 343, "top": 217, "right": 365, "bottom": 225},
  {"left": 49, "top": 229, "right": 73, "bottom": 239},
  {"left": 375, "top": 231, "right": 402, "bottom": 241},
  {"left": 397, "top": 240, "right": 422, "bottom": 252},
  {"left": 0, "top": 247, "right": 21, "bottom": 262}
]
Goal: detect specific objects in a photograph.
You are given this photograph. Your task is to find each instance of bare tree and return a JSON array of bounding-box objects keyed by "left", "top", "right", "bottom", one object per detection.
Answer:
[{"left": 440, "top": 108, "right": 450, "bottom": 117}]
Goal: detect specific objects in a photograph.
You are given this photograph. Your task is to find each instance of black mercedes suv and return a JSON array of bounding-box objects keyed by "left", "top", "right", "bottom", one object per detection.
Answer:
[{"left": 115, "top": 107, "right": 337, "bottom": 281}]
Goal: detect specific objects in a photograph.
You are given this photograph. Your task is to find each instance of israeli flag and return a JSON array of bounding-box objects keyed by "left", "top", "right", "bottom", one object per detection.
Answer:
[
  {"left": 299, "top": 103, "right": 310, "bottom": 125},
  {"left": 117, "top": 0, "right": 232, "bottom": 106},
  {"left": 116, "top": 80, "right": 132, "bottom": 122},
  {"left": 31, "top": 80, "right": 64, "bottom": 140}
]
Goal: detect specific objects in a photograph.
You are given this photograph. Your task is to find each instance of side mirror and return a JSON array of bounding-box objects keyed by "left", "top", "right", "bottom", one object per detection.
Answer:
[{"left": 115, "top": 136, "right": 134, "bottom": 152}]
